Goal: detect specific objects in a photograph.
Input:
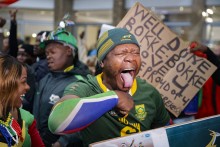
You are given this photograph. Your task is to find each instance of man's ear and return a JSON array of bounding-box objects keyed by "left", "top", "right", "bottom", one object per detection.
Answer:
[
  {"left": 66, "top": 47, "right": 73, "bottom": 56},
  {"left": 67, "top": 47, "right": 76, "bottom": 58},
  {"left": 100, "top": 61, "right": 104, "bottom": 68}
]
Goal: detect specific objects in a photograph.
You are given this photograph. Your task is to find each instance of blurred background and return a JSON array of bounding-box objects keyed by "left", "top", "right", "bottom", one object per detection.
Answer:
[{"left": 0, "top": 0, "right": 220, "bottom": 50}]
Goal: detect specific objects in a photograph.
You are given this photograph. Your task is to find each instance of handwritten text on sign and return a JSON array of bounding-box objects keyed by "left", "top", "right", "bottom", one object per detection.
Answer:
[{"left": 117, "top": 3, "right": 217, "bottom": 117}]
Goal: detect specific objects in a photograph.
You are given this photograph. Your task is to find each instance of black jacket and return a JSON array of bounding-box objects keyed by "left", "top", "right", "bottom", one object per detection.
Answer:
[{"left": 32, "top": 60, "right": 90, "bottom": 146}]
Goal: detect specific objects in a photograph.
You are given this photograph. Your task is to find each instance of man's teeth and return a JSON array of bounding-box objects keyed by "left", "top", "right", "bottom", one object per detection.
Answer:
[{"left": 124, "top": 68, "right": 134, "bottom": 71}]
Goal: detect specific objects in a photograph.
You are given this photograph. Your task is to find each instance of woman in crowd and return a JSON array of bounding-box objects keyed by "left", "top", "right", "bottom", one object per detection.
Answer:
[{"left": 0, "top": 54, "right": 44, "bottom": 147}]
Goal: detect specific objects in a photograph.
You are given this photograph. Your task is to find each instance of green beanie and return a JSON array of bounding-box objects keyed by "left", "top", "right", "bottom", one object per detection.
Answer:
[{"left": 97, "top": 28, "right": 139, "bottom": 62}]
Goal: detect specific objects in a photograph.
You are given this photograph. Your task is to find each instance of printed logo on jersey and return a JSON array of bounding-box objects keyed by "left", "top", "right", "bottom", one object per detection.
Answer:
[
  {"left": 135, "top": 104, "right": 147, "bottom": 121},
  {"left": 49, "top": 94, "right": 60, "bottom": 104},
  {"left": 119, "top": 116, "right": 141, "bottom": 137},
  {"left": 206, "top": 130, "right": 220, "bottom": 147},
  {"left": 109, "top": 110, "right": 118, "bottom": 116}
]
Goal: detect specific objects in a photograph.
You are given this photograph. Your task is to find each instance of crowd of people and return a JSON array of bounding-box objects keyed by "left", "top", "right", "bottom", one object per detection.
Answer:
[{"left": 0, "top": 9, "right": 219, "bottom": 147}]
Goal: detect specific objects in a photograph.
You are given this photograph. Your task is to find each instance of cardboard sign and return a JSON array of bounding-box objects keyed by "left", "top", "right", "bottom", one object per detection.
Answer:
[{"left": 117, "top": 2, "right": 217, "bottom": 117}]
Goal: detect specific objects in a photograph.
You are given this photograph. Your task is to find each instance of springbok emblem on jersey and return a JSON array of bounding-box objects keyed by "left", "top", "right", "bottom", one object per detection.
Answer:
[{"left": 206, "top": 130, "right": 220, "bottom": 147}]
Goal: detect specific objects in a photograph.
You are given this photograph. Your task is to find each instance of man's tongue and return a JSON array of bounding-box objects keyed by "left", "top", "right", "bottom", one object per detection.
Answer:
[{"left": 121, "top": 72, "right": 133, "bottom": 88}]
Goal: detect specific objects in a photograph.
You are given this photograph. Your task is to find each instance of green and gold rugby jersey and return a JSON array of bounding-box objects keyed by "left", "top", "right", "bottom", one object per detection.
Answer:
[{"left": 64, "top": 73, "right": 170, "bottom": 146}]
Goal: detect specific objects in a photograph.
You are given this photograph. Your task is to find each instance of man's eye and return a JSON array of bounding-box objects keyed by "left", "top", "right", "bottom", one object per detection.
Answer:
[{"left": 115, "top": 53, "right": 124, "bottom": 55}]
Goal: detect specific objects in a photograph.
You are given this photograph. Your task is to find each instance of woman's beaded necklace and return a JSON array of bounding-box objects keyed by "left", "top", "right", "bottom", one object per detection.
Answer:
[{"left": 0, "top": 112, "right": 22, "bottom": 147}]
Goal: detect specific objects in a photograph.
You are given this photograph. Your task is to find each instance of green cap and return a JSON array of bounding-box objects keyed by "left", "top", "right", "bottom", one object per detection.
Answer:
[
  {"left": 41, "top": 28, "right": 78, "bottom": 50},
  {"left": 97, "top": 28, "right": 139, "bottom": 62}
]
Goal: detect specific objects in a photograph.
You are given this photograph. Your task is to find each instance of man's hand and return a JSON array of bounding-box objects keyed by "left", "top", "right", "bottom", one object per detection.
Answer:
[
  {"left": 189, "top": 41, "right": 208, "bottom": 52},
  {"left": 0, "top": 17, "right": 6, "bottom": 28},
  {"left": 114, "top": 90, "right": 134, "bottom": 116},
  {"left": 9, "top": 9, "right": 17, "bottom": 21},
  {"left": 188, "top": 41, "right": 207, "bottom": 58}
]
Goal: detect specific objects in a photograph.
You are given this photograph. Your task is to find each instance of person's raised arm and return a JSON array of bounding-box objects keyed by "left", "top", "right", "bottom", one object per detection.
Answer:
[
  {"left": 0, "top": 17, "right": 6, "bottom": 52},
  {"left": 48, "top": 90, "right": 134, "bottom": 135},
  {"left": 8, "top": 9, "right": 18, "bottom": 57},
  {"left": 189, "top": 41, "right": 220, "bottom": 85}
]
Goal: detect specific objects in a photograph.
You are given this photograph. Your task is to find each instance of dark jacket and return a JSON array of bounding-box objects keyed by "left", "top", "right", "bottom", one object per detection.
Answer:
[
  {"left": 32, "top": 60, "right": 90, "bottom": 146},
  {"left": 206, "top": 48, "right": 220, "bottom": 85},
  {"left": 32, "top": 58, "right": 49, "bottom": 81}
]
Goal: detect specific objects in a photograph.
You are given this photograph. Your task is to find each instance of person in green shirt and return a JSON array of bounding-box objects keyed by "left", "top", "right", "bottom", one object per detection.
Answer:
[{"left": 48, "top": 28, "right": 171, "bottom": 146}]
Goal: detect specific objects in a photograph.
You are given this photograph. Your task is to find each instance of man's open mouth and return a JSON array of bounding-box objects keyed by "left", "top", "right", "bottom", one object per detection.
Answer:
[{"left": 121, "top": 69, "right": 135, "bottom": 88}]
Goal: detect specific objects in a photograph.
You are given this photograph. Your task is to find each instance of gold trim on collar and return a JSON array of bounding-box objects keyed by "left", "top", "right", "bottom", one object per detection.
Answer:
[
  {"left": 96, "top": 73, "right": 137, "bottom": 96},
  {"left": 64, "top": 65, "right": 74, "bottom": 72},
  {"left": 96, "top": 73, "right": 108, "bottom": 92}
]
